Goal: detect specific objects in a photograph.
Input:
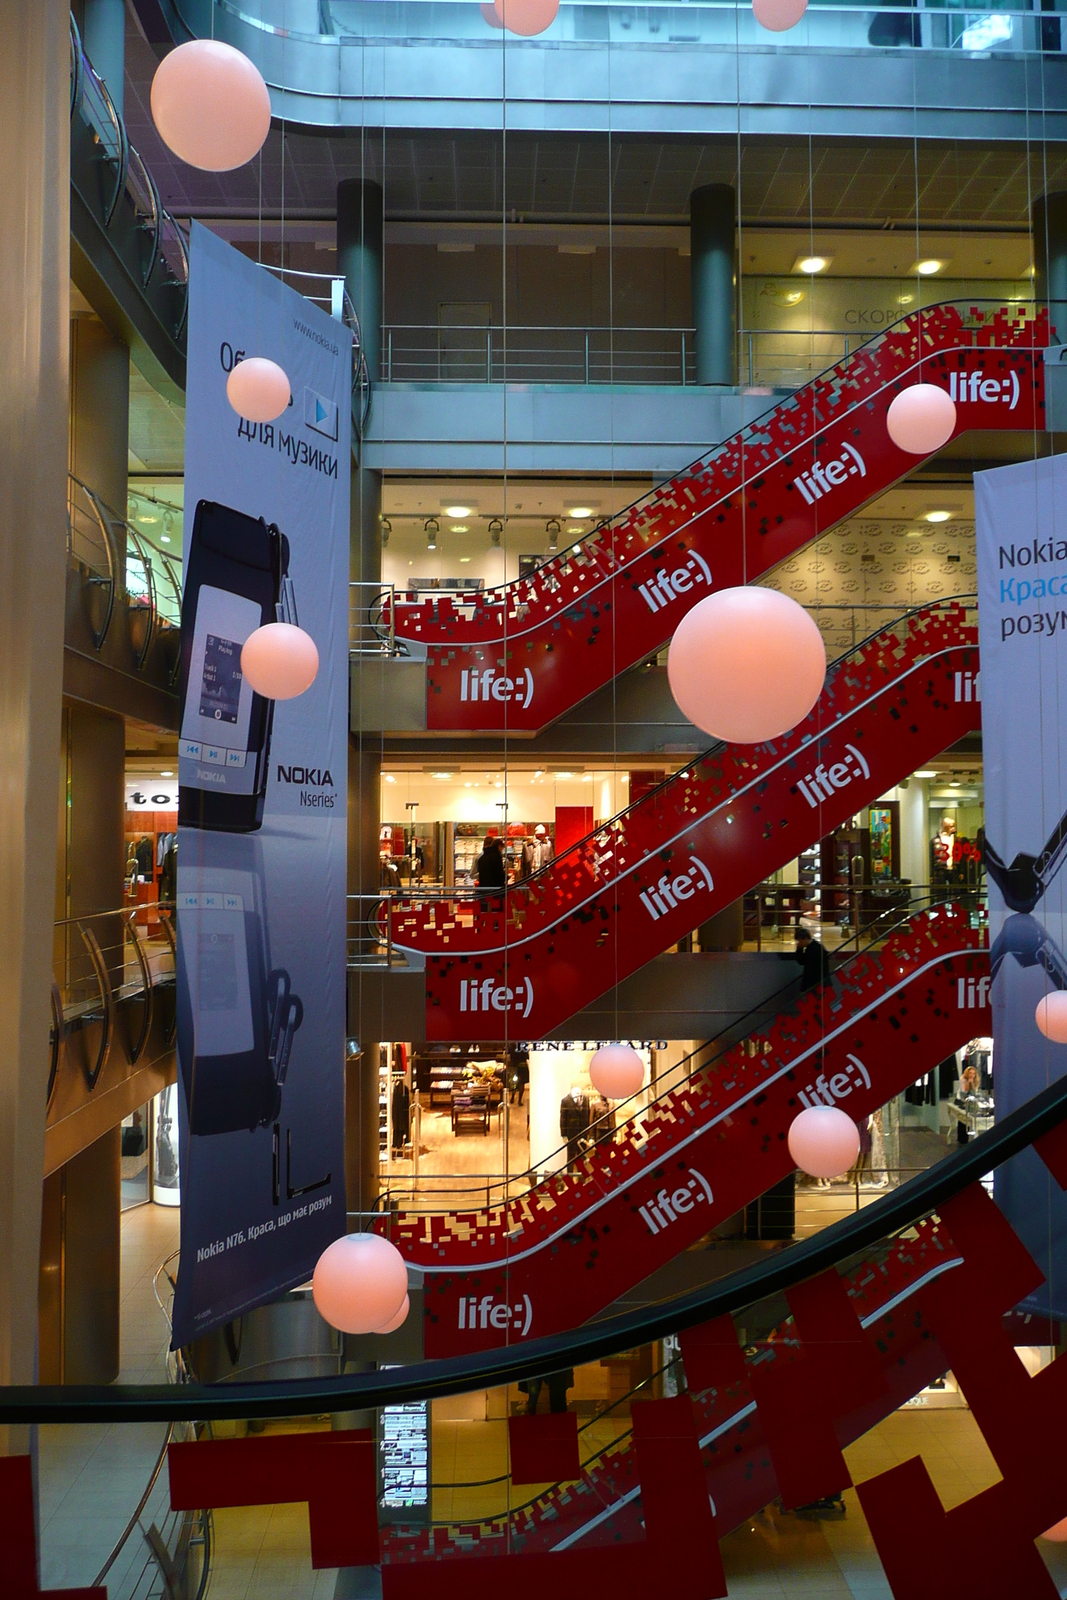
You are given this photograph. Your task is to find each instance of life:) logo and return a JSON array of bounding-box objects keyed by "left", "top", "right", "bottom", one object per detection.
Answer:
[
  {"left": 638, "top": 1167, "right": 714, "bottom": 1236},
  {"left": 638, "top": 855, "right": 715, "bottom": 922},
  {"left": 793, "top": 443, "right": 866, "bottom": 506},
  {"left": 636, "top": 551, "right": 712, "bottom": 615},
  {"left": 958, "top": 976, "right": 991, "bottom": 1009},
  {"left": 948, "top": 369, "right": 1020, "bottom": 410},
  {"left": 796, "top": 1053, "right": 870, "bottom": 1108},
  {"left": 460, "top": 667, "right": 535, "bottom": 708},
  {"left": 796, "top": 743, "right": 870, "bottom": 809},
  {"left": 458, "top": 1293, "right": 533, "bottom": 1335},
  {"left": 954, "top": 670, "right": 980, "bottom": 703},
  {"left": 459, "top": 976, "right": 534, "bottom": 1017}
]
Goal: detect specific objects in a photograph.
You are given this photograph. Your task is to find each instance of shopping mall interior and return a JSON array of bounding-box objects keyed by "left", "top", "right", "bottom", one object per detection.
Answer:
[{"left": 7, "top": 0, "right": 1067, "bottom": 1595}]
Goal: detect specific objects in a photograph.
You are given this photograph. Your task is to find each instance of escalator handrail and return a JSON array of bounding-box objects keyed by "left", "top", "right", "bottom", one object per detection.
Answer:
[
  {"left": 3, "top": 1064, "right": 1063, "bottom": 1425},
  {"left": 385, "top": 594, "right": 979, "bottom": 928}
]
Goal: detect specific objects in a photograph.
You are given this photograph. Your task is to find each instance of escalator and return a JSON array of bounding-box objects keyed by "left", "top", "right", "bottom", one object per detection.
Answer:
[
  {"left": 398, "top": 897, "right": 988, "bottom": 1357},
  {"left": 392, "top": 302, "right": 1044, "bottom": 734},
  {"left": 388, "top": 600, "right": 981, "bottom": 1041},
  {"left": 382, "top": 1204, "right": 989, "bottom": 1569}
]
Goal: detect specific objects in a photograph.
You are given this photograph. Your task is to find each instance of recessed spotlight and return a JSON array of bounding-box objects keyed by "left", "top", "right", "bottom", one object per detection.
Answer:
[
  {"left": 912, "top": 259, "right": 947, "bottom": 276},
  {"left": 925, "top": 510, "right": 952, "bottom": 523},
  {"left": 897, "top": 293, "right": 915, "bottom": 306},
  {"left": 450, "top": 524, "right": 469, "bottom": 533},
  {"left": 384, "top": 774, "right": 397, "bottom": 783},
  {"left": 433, "top": 772, "right": 452, "bottom": 780},
  {"left": 160, "top": 770, "right": 174, "bottom": 777},
  {"left": 794, "top": 255, "right": 831, "bottom": 275},
  {"left": 905, "top": 529, "right": 924, "bottom": 538},
  {"left": 568, "top": 506, "right": 593, "bottom": 519},
  {"left": 139, "top": 514, "right": 159, "bottom": 524},
  {"left": 459, "top": 556, "right": 471, "bottom": 563},
  {"left": 556, "top": 771, "right": 573, "bottom": 779},
  {"left": 915, "top": 770, "right": 937, "bottom": 779},
  {"left": 444, "top": 505, "right": 472, "bottom": 518}
]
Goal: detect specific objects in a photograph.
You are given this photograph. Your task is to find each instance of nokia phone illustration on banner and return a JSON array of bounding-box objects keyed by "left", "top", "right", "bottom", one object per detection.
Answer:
[
  {"left": 178, "top": 499, "right": 295, "bottom": 834},
  {"left": 176, "top": 835, "right": 304, "bottom": 1138}
]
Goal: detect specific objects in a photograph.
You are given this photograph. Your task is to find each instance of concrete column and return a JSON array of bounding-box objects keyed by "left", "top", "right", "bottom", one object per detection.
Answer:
[
  {"left": 690, "top": 184, "right": 737, "bottom": 387},
  {"left": 341, "top": 175, "right": 385, "bottom": 1216},
  {"left": 1034, "top": 192, "right": 1067, "bottom": 345},
  {"left": 0, "top": 0, "right": 70, "bottom": 1451},
  {"left": 337, "top": 179, "right": 384, "bottom": 383},
  {"left": 82, "top": 0, "right": 125, "bottom": 121}
]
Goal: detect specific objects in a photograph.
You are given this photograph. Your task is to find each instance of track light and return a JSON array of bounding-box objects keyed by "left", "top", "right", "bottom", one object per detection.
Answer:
[
  {"left": 546, "top": 517, "right": 561, "bottom": 552},
  {"left": 488, "top": 517, "right": 503, "bottom": 547},
  {"left": 425, "top": 517, "right": 439, "bottom": 551},
  {"left": 381, "top": 517, "right": 392, "bottom": 547}
]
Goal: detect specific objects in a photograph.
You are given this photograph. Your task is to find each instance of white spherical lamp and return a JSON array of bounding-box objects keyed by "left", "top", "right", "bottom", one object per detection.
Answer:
[
  {"left": 240, "top": 623, "right": 319, "bottom": 701},
  {"left": 1036, "top": 991, "right": 1067, "bottom": 1044},
  {"left": 788, "top": 1105, "right": 860, "bottom": 1180},
  {"left": 376, "top": 1294, "right": 410, "bottom": 1334},
  {"left": 886, "top": 384, "right": 956, "bottom": 455},
  {"left": 226, "top": 358, "right": 291, "bottom": 424},
  {"left": 753, "top": 0, "right": 808, "bottom": 29},
  {"left": 590, "top": 1043, "right": 645, "bottom": 1100},
  {"left": 493, "top": 0, "right": 560, "bottom": 33},
  {"left": 150, "top": 40, "right": 272, "bottom": 172},
  {"left": 312, "top": 1233, "right": 408, "bottom": 1335},
  {"left": 667, "top": 587, "right": 826, "bottom": 744}
]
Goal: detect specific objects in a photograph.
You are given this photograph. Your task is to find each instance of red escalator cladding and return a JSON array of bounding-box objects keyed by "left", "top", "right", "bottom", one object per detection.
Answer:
[
  {"left": 507, "top": 1412, "right": 581, "bottom": 1485},
  {"left": 631, "top": 1395, "right": 727, "bottom": 1599},
  {"left": 167, "top": 1430, "right": 380, "bottom": 1569},
  {"left": 407, "top": 906, "right": 990, "bottom": 1358},
  {"left": 0, "top": 1456, "right": 104, "bottom": 1598},
  {"left": 380, "top": 1216, "right": 988, "bottom": 1572},
  {"left": 747, "top": 1343, "right": 853, "bottom": 1509},
  {"left": 389, "top": 306, "right": 1046, "bottom": 735},
  {"left": 856, "top": 1455, "right": 960, "bottom": 1600},
  {"left": 787, "top": 1267, "right": 886, "bottom": 1414},
  {"left": 937, "top": 1183, "right": 1045, "bottom": 1316},
  {"left": 394, "top": 605, "right": 982, "bottom": 1042},
  {"left": 678, "top": 1314, "right": 747, "bottom": 1392}
]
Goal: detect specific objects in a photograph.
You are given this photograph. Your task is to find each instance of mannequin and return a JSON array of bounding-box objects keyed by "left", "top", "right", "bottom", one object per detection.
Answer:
[
  {"left": 559, "top": 1085, "right": 591, "bottom": 1162},
  {"left": 933, "top": 815, "right": 958, "bottom": 876}
]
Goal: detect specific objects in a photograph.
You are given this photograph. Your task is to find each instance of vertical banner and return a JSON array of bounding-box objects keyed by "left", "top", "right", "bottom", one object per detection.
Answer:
[
  {"left": 171, "top": 224, "right": 350, "bottom": 1347},
  {"left": 976, "top": 455, "right": 1067, "bottom": 1318}
]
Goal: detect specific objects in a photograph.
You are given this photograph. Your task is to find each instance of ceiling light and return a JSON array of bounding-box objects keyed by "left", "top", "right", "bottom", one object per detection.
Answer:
[
  {"left": 949, "top": 781, "right": 961, "bottom": 788},
  {"left": 381, "top": 517, "right": 392, "bottom": 546},
  {"left": 568, "top": 506, "right": 593, "bottom": 519},
  {"left": 384, "top": 774, "right": 396, "bottom": 783},
  {"left": 160, "top": 535, "right": 171, "bottom": 543},
  {"left": 905, "top": 529, "right": 924, "bottom": 538},
  {"left": 914, "top": 770, "right": 937, "bottom": 779},
  {"left": 912, "top": 259, "right": 946, "bottom": 276},
  {"left": 459, "top": 556, "right": 471, "bottom": 564},
  {"left": 556, "top": 771, "right": 573, "bottom": 780},
  {"left": 794, "top": 255, "right": 830, "bottom": 275},
  {"left": 433, "top": 772, "right": 452, "bottom": 780},
  {"left": 160, "top": 770, "right": 174, "bottom": 777},
  {"left": 140, "top": 514, "right": 159, "bottom": 524},
  {"left": 445, "top": 505, "right": 472, "bottom": 518},
  {"left": 897, "top": 293, "right": 915, "bottom": 305},
  {"left": 924, "top": 510, "right": 952, "bottom": 523}
]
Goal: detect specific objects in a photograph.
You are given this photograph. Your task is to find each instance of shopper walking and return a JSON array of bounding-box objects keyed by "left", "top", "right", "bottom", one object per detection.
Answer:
[
  {"left": 475, "top": 836, "right": 507, "bottom": 889},
  {"left": 789, "top": 926, "right": 833, "bottom": 992}
]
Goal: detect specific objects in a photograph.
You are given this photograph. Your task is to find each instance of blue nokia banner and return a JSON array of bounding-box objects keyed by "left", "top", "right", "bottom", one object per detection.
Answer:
[
  {"left": 977, "top": 454, "right": 1067, "bottom": 1319},
  {"left": 171, "top": 224, "right": 349, "bottom": 1348}
]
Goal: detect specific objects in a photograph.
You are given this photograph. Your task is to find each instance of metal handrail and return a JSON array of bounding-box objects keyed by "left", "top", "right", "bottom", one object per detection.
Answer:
[
  {"left": 256, "top": 262, "right": 372, "bottom": 439},
  {"left": 68, "top": 471, "right": 181, "bottom": 657},
  {"left": 3, "top": 1069, "right": 1065, "bottom": 1425}
]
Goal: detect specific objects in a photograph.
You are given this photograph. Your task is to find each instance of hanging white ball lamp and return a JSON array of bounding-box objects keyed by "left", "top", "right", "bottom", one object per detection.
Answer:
[
  {"left": 787, "top": 1105, "right": 860, "bottom": 1180},
  {"left": 589, "top": 1043, "right": 645, "bottom": 1100},
  {"left": 1036, "top": 991, "right": 1067, "bottom": 1044},
  {"left": 886, "top": 383, "right": 956, "bottom": 455},
  {"left": 241, "top": 623, "right": 319, "bottom": 700},
  {"left": 150, "top": 40, "right": 272, "bottom": 172},
  {"left": 492, "top": 0, "right": 560, "bottom": 34},
  {"left": 752, "top": 0, "right": 808, "bottom": 30},
  {"left": 226, "top": 358, "right": 291, "bottom": 424},
  {"left": 667, "top": 587, "right": 826, "bottom": 745},
  {"left": 312, "top": 1233, "right": 408, "bottom": 1335}
]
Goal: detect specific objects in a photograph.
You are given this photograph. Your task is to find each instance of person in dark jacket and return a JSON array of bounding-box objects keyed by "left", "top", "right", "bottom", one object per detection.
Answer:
[
  {"left": 791, "top": 926, "right": 833, "bottom": 992},
  {"left": 475, "top": 836, "right": 507, "bottom": 889}
]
